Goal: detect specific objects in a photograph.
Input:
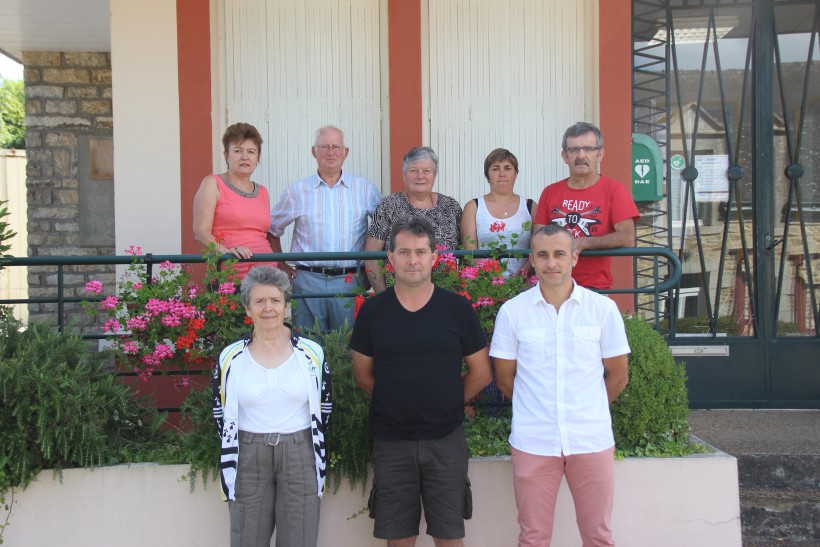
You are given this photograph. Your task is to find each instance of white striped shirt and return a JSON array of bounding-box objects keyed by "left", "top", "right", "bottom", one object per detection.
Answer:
[{"left": 269, "top": 171, "right": 382, "bottom": 268}]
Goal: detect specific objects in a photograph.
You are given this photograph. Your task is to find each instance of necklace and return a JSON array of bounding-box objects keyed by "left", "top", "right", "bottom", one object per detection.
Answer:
[{"left": 220, "top": 174, "right": 259, "bottom": 198}]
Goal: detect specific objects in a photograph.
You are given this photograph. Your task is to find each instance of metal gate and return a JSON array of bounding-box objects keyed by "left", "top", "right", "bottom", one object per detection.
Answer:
[{"left": 633, "top": 0, "right": 819, "bottom": 407}]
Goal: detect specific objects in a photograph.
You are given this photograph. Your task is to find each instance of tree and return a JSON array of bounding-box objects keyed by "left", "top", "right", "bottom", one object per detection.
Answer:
[{"left": 0, "top": 78, "right": 24, "bottom": 150}]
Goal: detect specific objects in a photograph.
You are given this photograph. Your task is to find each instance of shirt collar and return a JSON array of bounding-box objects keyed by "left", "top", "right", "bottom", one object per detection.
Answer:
[
  {"left": 314, "top": 171, "right": 349, "bottom": 188},
  {"left": 529, "top": 279, "right": 583, "bottom": 307}
]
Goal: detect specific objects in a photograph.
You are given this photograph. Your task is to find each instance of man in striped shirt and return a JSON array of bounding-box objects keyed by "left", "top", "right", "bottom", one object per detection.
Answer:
[{"left": 269, "top": 125, "right": 382, "bottom": 332}]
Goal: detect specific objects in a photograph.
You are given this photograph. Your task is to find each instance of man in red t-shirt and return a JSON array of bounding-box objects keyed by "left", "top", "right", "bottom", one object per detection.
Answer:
[{"left": 533, "top": 122, "right": 640, "bottom": 290}]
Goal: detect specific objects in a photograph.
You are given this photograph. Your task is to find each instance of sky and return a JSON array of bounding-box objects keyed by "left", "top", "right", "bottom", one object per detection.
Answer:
[{"left": 0, "top": 53, "right": 23, "bottom": 81}]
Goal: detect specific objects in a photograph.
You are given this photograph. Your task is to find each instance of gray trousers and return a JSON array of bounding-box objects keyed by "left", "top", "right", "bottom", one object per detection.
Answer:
[{"left": 229, "top": 428, "right": 320, "bottom": 547}]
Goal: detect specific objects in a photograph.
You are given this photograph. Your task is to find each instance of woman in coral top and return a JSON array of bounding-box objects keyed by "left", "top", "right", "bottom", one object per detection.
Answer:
[{"left": 193, "top": 122, "right": 274, "bottom": 278}]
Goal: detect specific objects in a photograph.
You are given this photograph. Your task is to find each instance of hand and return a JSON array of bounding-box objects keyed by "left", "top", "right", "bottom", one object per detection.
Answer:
[
  {"left": 278, "top": 262, "right": 296, "bottom": 282},
  {"left": 226, "top": 246, "right": 252, "bottom": 260}
]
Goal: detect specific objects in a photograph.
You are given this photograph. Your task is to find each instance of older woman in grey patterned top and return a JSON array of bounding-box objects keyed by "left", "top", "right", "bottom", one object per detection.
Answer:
[{"left": 363, "top": 147, "right": 462, "bottom": 293}]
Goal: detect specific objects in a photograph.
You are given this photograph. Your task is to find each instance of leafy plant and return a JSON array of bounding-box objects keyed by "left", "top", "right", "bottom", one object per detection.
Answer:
[
  {"left": 0, "top": 79, "right": 24, "bottom": 150},
  {"left": 311, "top": 327, "right": 373, "bottom": 493},
  {"left": 464, "top": 409, "right": 512, "bottom": 457},
  {"left": 0, "top": 315, "right": 165, "bottom": 493},
  {"left": 83, "top": 245, "right": 254, "bottom": 381},
  {"left": 0, "top": 201, "right": 15, "bottom": 271},
  {"left": 612, "top": 315, "right": 699, "bottom": 458}
]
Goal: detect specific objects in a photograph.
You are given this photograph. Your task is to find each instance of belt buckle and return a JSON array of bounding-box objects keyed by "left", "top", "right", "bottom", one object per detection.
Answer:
[{"left": 265, "top": 433, "right": 281, "bottom": 446}]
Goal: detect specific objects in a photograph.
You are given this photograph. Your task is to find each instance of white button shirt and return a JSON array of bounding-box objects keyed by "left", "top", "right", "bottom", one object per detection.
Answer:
[{"left": 490, "top": 282, "right": 630, "bottom": 456}]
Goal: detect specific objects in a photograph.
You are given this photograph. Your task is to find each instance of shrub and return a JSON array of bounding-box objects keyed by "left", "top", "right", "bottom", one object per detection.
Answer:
[
  {"left": 0, "top": 314, "right": 164, "bottom": 493},
  {"left": 611, "top": 315, "right": 695, "bottom": 457},
  {"left": 311, "top": 328, "right": 373, "bottom": 493}
]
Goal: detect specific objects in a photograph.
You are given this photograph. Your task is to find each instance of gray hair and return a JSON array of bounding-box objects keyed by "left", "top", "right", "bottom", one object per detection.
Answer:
[
  {"left": 389, "top": 215, "right": 435, "bottom": 252},
  {"left": 401, "top": 146, "right": 439, "bottom": 175},
  {"left": 533, "top": 224, "right": 575, "bottom": 251},
  {"left": 313, "top": 125, "right": 346, "bottom": 147},
  {"left": 562, "top": 122, "right": 604, "bottom": 151},
  {"left": 240, "top": 266, "right": 292, "bottom": 307}
]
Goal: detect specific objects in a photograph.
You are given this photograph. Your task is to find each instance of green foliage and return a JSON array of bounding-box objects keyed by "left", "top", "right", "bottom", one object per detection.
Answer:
[
  {"left": 0, "top": 201, "right": 15, "bottom": 270},
  {"left": 312, "top": 328, "right": 373, "bottom": 493},
  {"left": 0, "top": 315, "right": 165, "bottom": 494},
  {"left": 611, "top": 315, "right": 697, "bottom": 458},
  {"left": 0, "top": 79, "right": 24, "bottom": 150},
  {"left": 464, "top": 409, "right": 512, "bottom": 457}
]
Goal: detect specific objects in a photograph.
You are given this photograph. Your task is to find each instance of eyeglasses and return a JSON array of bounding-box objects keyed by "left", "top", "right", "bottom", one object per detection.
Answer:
[
  {"left": 315, "top": 144, "right": 345, "bottom": 152},
  {"left": 564, "top": 146, "right": 601, "bottom": 155}
]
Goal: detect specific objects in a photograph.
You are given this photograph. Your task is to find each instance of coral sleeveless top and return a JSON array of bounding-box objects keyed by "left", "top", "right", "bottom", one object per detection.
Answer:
[{"left": 211, "top": 175, "right": 273, "bottom": 277}]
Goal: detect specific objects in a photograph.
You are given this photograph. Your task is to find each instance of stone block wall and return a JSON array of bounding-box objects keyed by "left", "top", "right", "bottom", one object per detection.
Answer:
[{"left": 23, "top": 51, "right": 115, "bottom": 332}]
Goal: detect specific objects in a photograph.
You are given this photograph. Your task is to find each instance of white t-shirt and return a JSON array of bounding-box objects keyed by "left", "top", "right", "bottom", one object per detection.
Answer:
[
  {"left": 489, "top": 283, "right": 630, "bottom": 456},
  {"left": 236, "top": 351, "right": 311, "bottom": 433}
]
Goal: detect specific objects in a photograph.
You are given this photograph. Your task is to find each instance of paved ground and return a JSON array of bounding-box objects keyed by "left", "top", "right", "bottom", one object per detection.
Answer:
[{"left": 689, "top": 409, "right": 820, "bottom": 455}]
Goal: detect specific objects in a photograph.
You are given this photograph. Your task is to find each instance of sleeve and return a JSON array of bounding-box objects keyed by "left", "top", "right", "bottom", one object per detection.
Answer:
[
  {"left": 609, "top": 180, "right": 641, "bottom": 225},
  {"left": 321, "top": 350, "right": 332, "bottom": 432},
  {"left": 366, "top": 181, "right": 383, "bottom": 217},
  {"left": 269, "top": 185, "right": 296, "bottom": 237},
  {"left": 366, "top": 198, "right": 393, "bottom": 241},
  {"left": 599, "top": 301, "right": 631, "bottom": 359},
  {"left": 487, "top": 302, "right": 518, "bottom": 360},
  {"left": 459, "top": 294, "right": 488, "bottom": 356},
  {"left": 348, "top": 297, "right": 374, "bottom": 356},
  {"left": 212, "top": 354, "right": 224, "bottom": 436},
  {"left": 534, "top": 185, "right": 552, "bottom": 225}
]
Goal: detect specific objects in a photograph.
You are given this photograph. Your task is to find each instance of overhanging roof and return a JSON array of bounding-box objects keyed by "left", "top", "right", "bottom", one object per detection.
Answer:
[{"left": 0, "top": 0, "right": 110, "bottom": 62}]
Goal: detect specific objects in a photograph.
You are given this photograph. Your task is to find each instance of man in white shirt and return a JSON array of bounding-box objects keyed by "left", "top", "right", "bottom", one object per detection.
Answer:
[
  {"left": 490, "top": 224, "right": 630, "bottom": 547},
  {"left": 269, "top": 125, "right": 381, "bottom": 332}
]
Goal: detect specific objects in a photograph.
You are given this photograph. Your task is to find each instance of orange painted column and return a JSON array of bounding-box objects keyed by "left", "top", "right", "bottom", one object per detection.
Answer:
[
  {"left": 387, "top": 0, "right": 423, "bottom": 193},
  {"left": 176, "top": 0, "right": 213, "bottom": 255},
  {"left": 599, "top": 0, "right": 635, "bottom": 310}
]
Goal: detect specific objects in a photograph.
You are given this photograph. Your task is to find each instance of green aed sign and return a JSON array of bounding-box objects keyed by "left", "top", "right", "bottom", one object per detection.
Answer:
[{"left": 631, "top": 133, "right": 664, "bottom": 202}]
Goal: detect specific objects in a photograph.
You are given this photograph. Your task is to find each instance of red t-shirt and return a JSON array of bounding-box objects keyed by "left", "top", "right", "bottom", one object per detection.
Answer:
[{"left": 535, "top": 175, "right": 639, "bottom": 289}]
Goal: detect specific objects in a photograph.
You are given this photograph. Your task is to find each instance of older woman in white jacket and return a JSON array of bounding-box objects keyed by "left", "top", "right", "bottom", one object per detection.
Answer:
[{"left": 213, "top": 265, "right": 332, "bottom": 547}]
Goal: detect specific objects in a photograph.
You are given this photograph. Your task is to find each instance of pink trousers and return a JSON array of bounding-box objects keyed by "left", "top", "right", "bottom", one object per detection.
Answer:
[{"left": 511, "top": 445, "right": 615, "bottom": 547}]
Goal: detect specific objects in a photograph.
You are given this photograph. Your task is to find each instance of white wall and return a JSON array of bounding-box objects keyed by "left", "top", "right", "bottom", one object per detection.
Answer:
[
  {"left": 0, "top": 150, "right": 28, "bottom": 322},
  {"left": 4, "top": 454, "right": 742, "bottom": 546},
  {"left": 111, "top": 0, "right": 182, "bottom": 254}
]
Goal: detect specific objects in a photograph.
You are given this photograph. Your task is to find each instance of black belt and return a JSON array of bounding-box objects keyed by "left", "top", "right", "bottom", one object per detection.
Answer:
[{"left": 295, "top": 265, "right": 358, "bottom": 276}]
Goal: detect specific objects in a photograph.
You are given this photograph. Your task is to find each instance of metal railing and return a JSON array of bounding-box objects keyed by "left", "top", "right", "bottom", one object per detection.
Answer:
[
  {"left": 3, "top": 247, "right": 681, "bottom": 332},
  {"left": 1, "top": 248, "right": 680, "bottom": 413}
]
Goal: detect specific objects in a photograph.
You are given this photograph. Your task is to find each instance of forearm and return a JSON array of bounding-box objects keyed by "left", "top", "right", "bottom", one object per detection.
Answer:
[
  {"left": 463, "top": 370, "right": 491, "bottom": 402},
  {"left": 605, "top": 369, "right": 628, "bottom": 403},
  {"left": 577, "top": 231, "right": 634, "bottom": 251},
  {"left": 364, "top": 259, "right": 387, "bottom": 293}
]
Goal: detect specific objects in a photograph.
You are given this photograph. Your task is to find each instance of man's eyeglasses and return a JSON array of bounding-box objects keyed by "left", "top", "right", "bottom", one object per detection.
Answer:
[
  {"left": 564, "top": 146, "right": 601, "bottom": 154},
  {"left": 315, "top": 144, "right": 345, "bottom": 152}
]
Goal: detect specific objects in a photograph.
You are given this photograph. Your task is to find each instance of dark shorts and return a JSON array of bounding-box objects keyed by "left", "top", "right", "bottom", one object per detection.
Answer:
[{"left": 369, "top": 424, "right": 471, "bottom": 540}]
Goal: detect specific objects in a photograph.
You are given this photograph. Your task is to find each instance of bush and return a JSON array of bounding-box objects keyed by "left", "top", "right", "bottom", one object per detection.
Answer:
[
  {"left": 611, "top": 315, "right": 695, "bottom": 457},
  {"left": 311, "top": 328, "right": 373, "bottom": 493},
  {"left": 0, "top": 313, "right": 164, "bottom": 493}
]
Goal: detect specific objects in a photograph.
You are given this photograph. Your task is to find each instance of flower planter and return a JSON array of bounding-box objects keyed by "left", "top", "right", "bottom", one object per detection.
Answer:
[{"left": 3, "top": 448, "right": 742, "bottom": 546}]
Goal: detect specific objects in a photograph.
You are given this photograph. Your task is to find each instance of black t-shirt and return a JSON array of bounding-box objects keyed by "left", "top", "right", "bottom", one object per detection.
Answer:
[{"left": 349, "top": 286, "right": 487, "bottom": 440}]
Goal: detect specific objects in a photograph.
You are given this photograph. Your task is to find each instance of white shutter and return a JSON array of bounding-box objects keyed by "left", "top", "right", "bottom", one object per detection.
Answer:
[
  {"left": 219, "top": 0, "right": 384, "bottom": 249},
  {"left": 427, "top": 0, "right": 599, "bottom": 209}
]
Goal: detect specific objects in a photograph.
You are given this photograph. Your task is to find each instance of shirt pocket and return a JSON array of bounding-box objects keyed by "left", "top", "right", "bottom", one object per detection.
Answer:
[
  {"left": 573, "top": 326, "right": 602, "bottom": 363},
  {"left": 517, "top": 328, "right": 547, "bottom": 364}
]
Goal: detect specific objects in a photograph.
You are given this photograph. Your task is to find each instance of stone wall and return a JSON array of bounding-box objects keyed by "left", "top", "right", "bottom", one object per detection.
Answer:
[{"left": 23, "top": 51, "right": 115, "bottom": 331}]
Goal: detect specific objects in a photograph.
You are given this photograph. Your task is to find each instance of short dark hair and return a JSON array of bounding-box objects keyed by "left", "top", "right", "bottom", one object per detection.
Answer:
[
  {"left": 401, "top": 147, "right": 439, "bottom": 175},
  {"left": 562, "top": 122, "right": 603, "bottom": 151},
  {"left": 222, "top": 122, "right": 263, "bottom": 156},
  {"left": 240, "top": 265, "right": 291, "bottom": 308},
  {"left": 483, "top": 148, "right": 519, "bottom": 180},
  {"left": 533, "top": 224, "right": 575, "bottom": 251},
  {"left": 388, "top": 215, "right": 436, "bottom": 252}
]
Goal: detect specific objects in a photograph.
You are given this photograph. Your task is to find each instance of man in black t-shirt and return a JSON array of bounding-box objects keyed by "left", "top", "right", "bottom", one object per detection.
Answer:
[{"left": 350, "top": 215, "right": 491, "bottom": 546}]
